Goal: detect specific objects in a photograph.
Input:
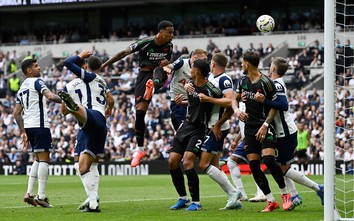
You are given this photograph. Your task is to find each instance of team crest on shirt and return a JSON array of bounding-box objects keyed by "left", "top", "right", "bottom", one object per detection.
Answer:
[
  {"left": 39, "top": 80, "right": 46, "bottom": 88},
  {"left": 223, "top": 79, "right": 231, "bottom": 88}
]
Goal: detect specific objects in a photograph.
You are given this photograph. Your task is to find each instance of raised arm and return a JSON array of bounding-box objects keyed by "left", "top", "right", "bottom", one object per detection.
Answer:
[
  {"left": 101, "top": 47, "right": 131, "bottom": 69},
  {"left": 105, "top": 91, "right": 115, "bottom": 118}
]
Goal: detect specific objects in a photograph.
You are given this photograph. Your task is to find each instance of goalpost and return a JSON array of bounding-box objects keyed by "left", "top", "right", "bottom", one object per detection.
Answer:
[{"left": 325, "top": 0, "right": 354, "bottom": 220}]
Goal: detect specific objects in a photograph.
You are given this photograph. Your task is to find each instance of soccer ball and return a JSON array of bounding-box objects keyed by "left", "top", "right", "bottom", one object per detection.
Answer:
[{"left": 256, "top": 15, "right": 275, "bottom": 33}]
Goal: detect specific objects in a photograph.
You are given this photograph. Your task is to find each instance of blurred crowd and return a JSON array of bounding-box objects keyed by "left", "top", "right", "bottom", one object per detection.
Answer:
[
  {"left": 0, "top": 40, "right": 353, "bottom": 176},
  {"left": 0, "top": 8, "right": 326, "bottom": 45}
]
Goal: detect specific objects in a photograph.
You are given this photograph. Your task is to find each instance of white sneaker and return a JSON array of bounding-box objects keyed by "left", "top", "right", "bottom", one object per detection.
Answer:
[{"left": 249, "top": 194, "right": 267, "bottom": 202}]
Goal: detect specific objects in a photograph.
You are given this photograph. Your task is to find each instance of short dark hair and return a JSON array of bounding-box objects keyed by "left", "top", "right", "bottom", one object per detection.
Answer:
[
  {"left": 21, "top": 59, "right": 36, "bottom": 75},
  {"left": 77, "top": 58, "right": 86, "bottom": 68},
  {"left": 272, "top": 57, "right": 288, "bottom": 76},
  {"left": 212, "top": 53, "right": 228, "bottom": 68},
  {"left": 242, "top": 51, "right": 260, "bottom": 68},
  {"left": 86, "top": 56, "right": 102, "bottom": 72},
  {"left": 193, "top": 59, "right": 210, "bottom": 77},
  {"left": 158, "top": 20, "right": 173, "bottom": 31}
]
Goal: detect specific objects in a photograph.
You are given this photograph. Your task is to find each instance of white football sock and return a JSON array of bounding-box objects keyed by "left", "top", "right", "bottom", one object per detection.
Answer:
[
  {"left": 284, "top": 176, "right": 298, "bottom": 197},
  {"left": 227, "top": 159, "right": 248, "bottom": 198},
  {"left": 27, "top": 160, "right": 39, "bottom": 196},
  {"left": 37, "top": 161, "right": 49, "bottom": 199},
  {"left": 90, "top": 163, "right": 99, "bottom": 198},
  {"left": 265, "top": 193, "right": 275, "bottom": 202},
  {"left": 74, "top": 162, "right": 80, "bottom": 176},
  {"left": 285, "top": 168, "right": 320, "bottom": 191},
  {"left": 256, "top": 182, "right": 265, "bottom": 196},
  {"left": 206, "top": 165, "right": 236, "bottom": 195},
  {"left": 81, "top": 171, "right": 97, "bottom": 209}
]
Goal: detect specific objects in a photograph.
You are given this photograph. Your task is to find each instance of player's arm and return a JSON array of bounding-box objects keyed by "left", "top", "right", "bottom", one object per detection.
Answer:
[
  {"left": 254, "top": 92, "right": 289, "bottom": 111},
  {"left": 174, "top": 94, "right": 188, "bottom": 106},
  {"left": 43, "top": 89, "right": 62, "bottom": 103},
  {"left": 230, "top": 130, "right": 242, "bottom": 151},
  {"left": 101, "top": 47, "right": 131, "bottom": 69},
  {"left": 105, "top": 91, "right": 114, "bottom": 118},
  {"left": 13, "top": 104, "right": 29, "bottom": 149},
  {"left": 64, "top": 50, "right": 97, "bottom": 81},
  {"left": 199, "top": 90, "right": 234, "bottom": 108}
]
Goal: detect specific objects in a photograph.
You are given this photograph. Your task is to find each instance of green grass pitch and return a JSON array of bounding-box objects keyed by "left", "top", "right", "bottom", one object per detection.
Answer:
[{"left": 0, "top": 174, "right": 328, "bottom": 221}]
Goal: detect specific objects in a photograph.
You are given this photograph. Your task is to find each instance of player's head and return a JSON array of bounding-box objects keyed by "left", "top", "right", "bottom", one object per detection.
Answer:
[
  {"left": 242, "top": 51, "right": 260, "bottom": 74},
  {"left": 21, "top": 58, "right": 41, "bottom": 77},
  {"left": 192, "top": 59, "right": 210, "bottom": 79},
  {"left": 190, "top": 49, "right": 208, "bottom": 65},
  {"left": 157, "top": 20, "right": 174, "bottom": 44},
  {"left": 210, "top": 53, "right": 228, "bottom": 72},
  {"left": 86, "top": 56, "right": 102, "bottom": 72},
  {"left": 270, "top": 57, "right": 288, "bottom": 77}
]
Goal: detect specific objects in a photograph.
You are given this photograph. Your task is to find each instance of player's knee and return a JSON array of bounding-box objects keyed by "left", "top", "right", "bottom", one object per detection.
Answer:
[
  {"left": 79, "top": 165, "right": 90, "bottom": 175},
  {"left": 198, "top": 161, "right": 208, "bottom": 172},
  {"left": 263, "top": 155, "right": 276, "bottom": 167},
  {"left": 182, "top": 159, "right": 194, "bottom": 171},
  {"left": 168, "top": 158, "right": 179, "bottom": 170},
  {"left": 249, "top": 160, "right": 261, "bottom": 172}
]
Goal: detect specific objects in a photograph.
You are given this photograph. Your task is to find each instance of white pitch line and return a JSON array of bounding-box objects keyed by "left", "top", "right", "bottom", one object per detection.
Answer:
[{"left": 0, "top": 190, "right": 316, "bottom": 209}]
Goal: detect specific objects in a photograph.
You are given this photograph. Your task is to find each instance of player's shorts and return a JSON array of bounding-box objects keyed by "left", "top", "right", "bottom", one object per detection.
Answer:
[
  {"left": 170, "top": 122, "right": 206, "bottom": 156},
  {"left": 135, "top": 70, "right": 153, "bottom": 104},
  {"left": 81, "top": 109, "right": 107, "bottom": 159},
  {"left": 170, "top": 101, "right": 187, "bottom": 130},
  {"left": 244, "top": 125, "right": 276, "bottom": 155},
  {"left": 74, "top": 129, "right": 84, "bottom": 157},
  {"left": 231, "top": 141, "right": 249, "bottom": 163},
  {"left": 25, "top": 128, "right": 51, "bottom": 153},
  {"left": 295, "top": 149, "right": 308, "bottom": 159},
  {"left": 275, "top": 132, "right": 298, "bottom": 165},
  {"left": 201, "top": 129, "right": 229, "bottom": 154}
]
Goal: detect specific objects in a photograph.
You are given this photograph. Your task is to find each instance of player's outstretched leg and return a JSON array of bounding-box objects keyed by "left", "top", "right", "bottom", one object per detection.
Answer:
[
  {"left": 143, "top": 79, "right": 155, "bottom": 101},
  {"left": 58, "top": 91, "right": 79, "bottom": 111},
  {"left": 316, "top": 184, "right": 324, "bottom": 206}
]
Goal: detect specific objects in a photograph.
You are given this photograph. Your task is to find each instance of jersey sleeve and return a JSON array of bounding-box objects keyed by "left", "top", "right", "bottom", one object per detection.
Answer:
[
  {"left": 172, "top": 59, "right": 185, "bottom": 70},
  {"left": 129, "top": 38, "right": 151, "bottom": 53},
  {"left": 218, "top": 75, "right": 233, "bottom": 94},
  {"left": 262, "top": 77, "right": 277, "bottom": 101},
  {"left": 206, "top": 81, "right": 222, "bottom": 98},
  {"left": 34, "top": 79, "right": 48, "bottom": 94},
  {"left": 64, "top": 55, "right": 97, "bottom": 83}
]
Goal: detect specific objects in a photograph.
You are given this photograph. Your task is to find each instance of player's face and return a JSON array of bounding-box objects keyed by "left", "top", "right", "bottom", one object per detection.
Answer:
[
  {"left": 241, "top": 60, "right": 249, "bottom": 75},
  {"left": 269, "top": 63, "right": 275, "bottom": 78},
  {"left": 191, "top": 54, "right": 207, "bottom": 67},
  {"left": 190, "top": 67, "right": 198, "bottom": 80},
  {"left": 159, "top": 27, "right": 174, "bottom": 43},
  {"left": 28, "top": 62, "right": 41, "bottom": 77},
  {"left": 210, "top": 60, "right": 216, "bottom": 73}
]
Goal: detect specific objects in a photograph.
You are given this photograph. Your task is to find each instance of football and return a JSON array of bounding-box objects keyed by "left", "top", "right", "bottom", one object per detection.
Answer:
[{"left": 256, "top": 15, "right": 275, "bottom": 33}]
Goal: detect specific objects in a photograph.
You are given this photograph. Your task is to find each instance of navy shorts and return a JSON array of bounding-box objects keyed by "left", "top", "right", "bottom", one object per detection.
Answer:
[
  {"left": 170, "top": 101, "right": 187, "bottom": 130},
  {"left": 231, "top": 141, "right": 249, "bottom": 163},
  {"left": 74, "top": 129, "right": 84, "bottom": 157},
  {"left": 25, "top": 128, "right": 52, "bottom": 153},
  {"left": 81, "top": 109, "right": 107, "bottom": 158},
  {"left": 201, "top": 129, "right": 229, "bottom": 154},
  {"left": 276, "top": 132, "right": 298, "bottom": 165}
]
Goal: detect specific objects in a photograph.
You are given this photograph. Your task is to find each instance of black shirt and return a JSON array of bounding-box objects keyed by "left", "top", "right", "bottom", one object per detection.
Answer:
[
  {"left": 186, "top": 80, "right": 222, "bottom": 125},
  {"left": 129, "top": 36, "right": 173, "bottom": 68},
  {"left": 236, "top": 73, "right": 277, "bottom": 135}
]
